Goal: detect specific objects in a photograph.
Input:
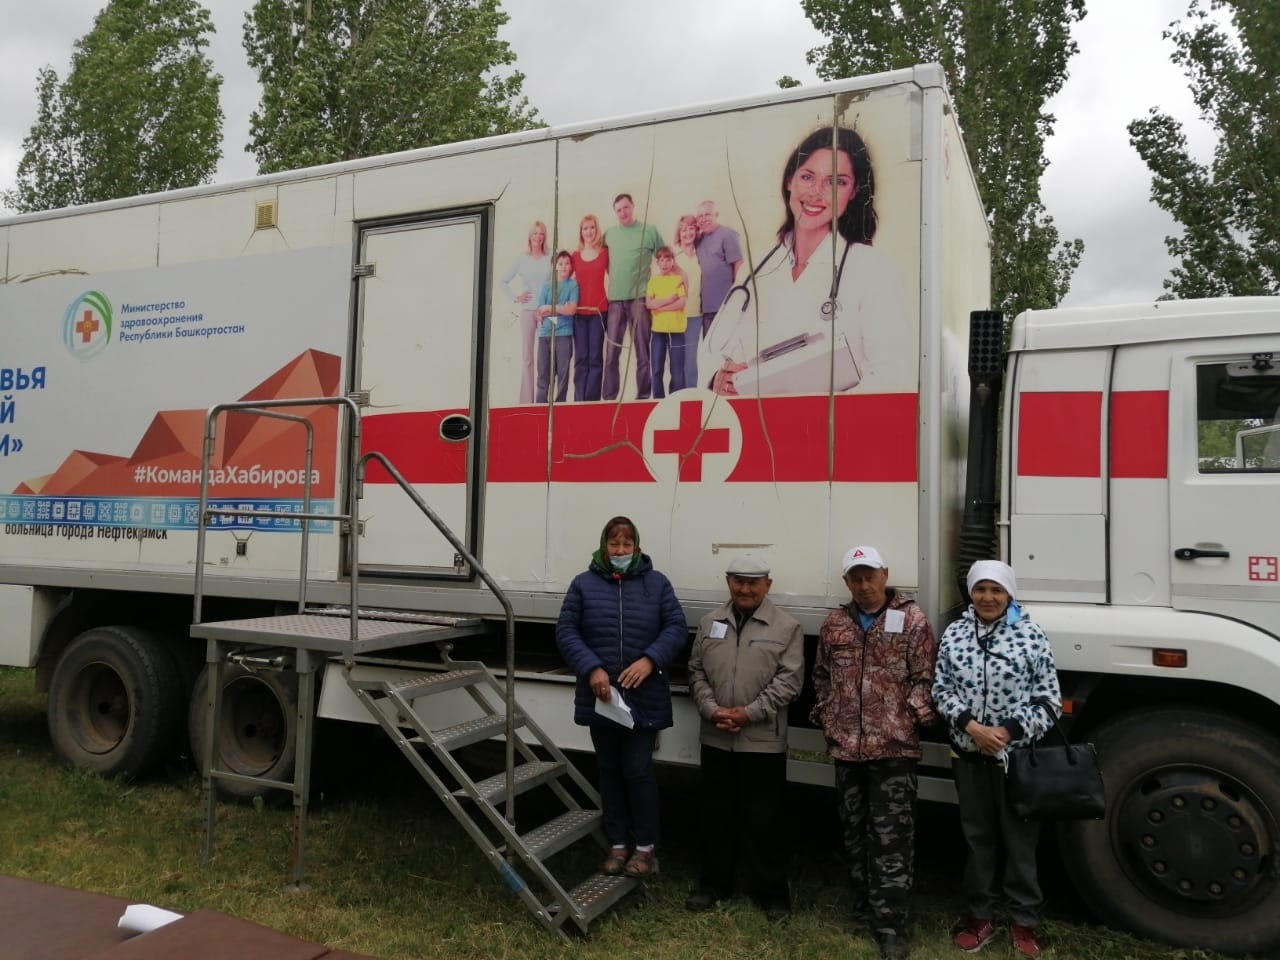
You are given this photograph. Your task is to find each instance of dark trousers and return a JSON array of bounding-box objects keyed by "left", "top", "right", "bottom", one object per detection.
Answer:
[
  {"left": 590, "top": 725, "right": 659, "bottom": 847},
  {"left": 650, "top": 330, "right": 686, "bottom": 398},
  {"left": 603, "top": 297, "right": 651, "bottom": 400},
  {"left": 535, "top": 334, "right": 572, "bottom": 403},
  {"left": 952, "top": 756, "right": 1044, "bottom": 926},
  {"left": 697, "top": 745, "right": 790, "bottom": 906},
  {"left": 834, "top": 757, "right": 918, "bottom": 933},
  {"left": 572, "top": 312, "right": 605, "bottom": 401}
]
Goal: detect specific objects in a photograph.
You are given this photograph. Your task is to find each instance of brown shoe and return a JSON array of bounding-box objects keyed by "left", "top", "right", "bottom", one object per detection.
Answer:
[
  {"left": 623, "top": 849, "right": 658, "bottom": 878},
  {"left": 600, "top": 847, "right": 628, "bottom": 876},
  {"left": 1010, "top": 924, "right": 1041, "bottom": 957}
]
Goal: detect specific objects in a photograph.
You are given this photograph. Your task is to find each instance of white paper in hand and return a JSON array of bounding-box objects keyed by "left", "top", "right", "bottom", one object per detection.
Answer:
[{"left": 593, "top": 685, "right": 634, "bottom": 729}]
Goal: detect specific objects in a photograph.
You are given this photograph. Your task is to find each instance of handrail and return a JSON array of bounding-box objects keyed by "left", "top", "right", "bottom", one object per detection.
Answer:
[
  {"left": 358, "top": 451, "right": 519, "bottom": 826},
  {"left": 193, "top": 396, "right": 363, "bottom": 643}
]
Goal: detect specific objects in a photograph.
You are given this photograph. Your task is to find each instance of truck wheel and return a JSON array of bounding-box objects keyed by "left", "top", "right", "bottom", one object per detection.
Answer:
[
  {"left": 189, "top": 663, "right": 298, "bottom": 801},
  {"left": 1059, "top": 707, "right": 1280, "bottom": 956},
  {"left": 47, "top": 626, "right": 182, "bottom": 779}
]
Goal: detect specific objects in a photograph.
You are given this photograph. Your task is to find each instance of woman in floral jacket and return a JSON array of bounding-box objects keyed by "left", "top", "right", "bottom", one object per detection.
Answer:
[{"left": 933, "top": 560, "right": 1061, "bottom": 958}]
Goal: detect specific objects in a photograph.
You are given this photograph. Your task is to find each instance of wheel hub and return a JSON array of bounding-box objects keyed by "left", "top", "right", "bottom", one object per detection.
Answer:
[
  {"left": 73, "top": 662, "right": 130, "bottom": 754},
  {"left": 1121, "top": 769, "right": 1271, "bottom": 910}
]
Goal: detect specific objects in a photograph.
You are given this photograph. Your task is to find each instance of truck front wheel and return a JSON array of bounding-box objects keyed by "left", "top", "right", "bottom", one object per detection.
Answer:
[
  {"left": 46, "top": 626, "right": 182, "bottom": 778},
  {"left": 188, "top": 663, "right": 298, "bottom": 801},
  {"left": 1059, "top": 706, "right": 1280, "bottom": 956}
]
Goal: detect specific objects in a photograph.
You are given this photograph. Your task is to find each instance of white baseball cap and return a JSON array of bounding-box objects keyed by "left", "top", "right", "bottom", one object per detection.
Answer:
[{"left": 841, "top": 545, "right": 887, "bottom": 574}]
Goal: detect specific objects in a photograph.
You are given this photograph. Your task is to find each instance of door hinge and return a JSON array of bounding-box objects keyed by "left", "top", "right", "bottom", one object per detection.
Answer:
[
  {"left": 349, "top": 390, "right": 371, "bottom": 407},
  {"left": 342, "top": 519, "right": 366, "bottom": 537},
  {"left": 353, "top": 262, "right": 376, "bottom": 278}
]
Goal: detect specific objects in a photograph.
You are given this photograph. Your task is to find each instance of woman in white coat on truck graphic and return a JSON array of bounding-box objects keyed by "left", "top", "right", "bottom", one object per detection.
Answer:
[{"left": 700, "top": 125, "right": 908, "bottom": 396}]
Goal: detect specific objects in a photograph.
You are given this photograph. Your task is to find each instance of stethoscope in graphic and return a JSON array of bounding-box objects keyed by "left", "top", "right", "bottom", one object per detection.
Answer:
[{"left": 707, "top": 237, "right": 854, "bottom": 366}]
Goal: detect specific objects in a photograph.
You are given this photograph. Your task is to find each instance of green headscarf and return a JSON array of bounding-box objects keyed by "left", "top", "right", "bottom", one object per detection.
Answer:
[{"left": 592, "top": 515, "right": 642, "bottom": 575}]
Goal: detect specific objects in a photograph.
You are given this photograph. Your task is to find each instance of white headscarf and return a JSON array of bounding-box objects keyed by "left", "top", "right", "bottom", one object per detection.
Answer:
[{"left": 966, "top": 560, "right": 1017, "bottom": 600}]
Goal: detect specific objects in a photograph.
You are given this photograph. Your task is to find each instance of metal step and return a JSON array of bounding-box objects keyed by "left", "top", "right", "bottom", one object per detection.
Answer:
[
  {"left": 461, "top": 761, "right": 565, "bottom": 805},
  {"left": 563, "top": 873, "right": 637, "bottom": 927},
  {"left": 350, "top": 668, "right": 486, "bottom": 700},
  {"left": 307, "top": 606, "right": 482, "bottom": 629},
  {"left": 419, "top": 713, "right": 524, "bottom": 752},
  {"left": 510, "top": 809, "right": 601, "bottom": 862}
]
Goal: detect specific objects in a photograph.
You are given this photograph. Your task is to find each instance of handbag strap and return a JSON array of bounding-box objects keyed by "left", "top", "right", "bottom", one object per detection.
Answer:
[{"left": 1029, "top": 698, "right": 1086, "bottom": 764}]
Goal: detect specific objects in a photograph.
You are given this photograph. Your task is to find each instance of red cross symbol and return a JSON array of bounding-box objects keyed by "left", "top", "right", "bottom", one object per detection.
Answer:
[
  {"left": 652, "top": 399, "right": 731, "bottom": 482},
  {"left": 1248, "top": 556, "right": 1278, "bottom": 582},
  {"left": 75, "top": 309, "right": 100, "bottom": 343}
]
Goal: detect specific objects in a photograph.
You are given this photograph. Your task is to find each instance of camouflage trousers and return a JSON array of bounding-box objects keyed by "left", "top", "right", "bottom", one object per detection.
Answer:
[{"left": 833, "top": 757, "right": 919, "bottom": 933}]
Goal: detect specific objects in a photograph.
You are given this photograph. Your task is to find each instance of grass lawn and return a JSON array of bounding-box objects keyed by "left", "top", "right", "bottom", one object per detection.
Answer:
[{"left": 0, "top": 666, "right": 1226, "bottom": 960}]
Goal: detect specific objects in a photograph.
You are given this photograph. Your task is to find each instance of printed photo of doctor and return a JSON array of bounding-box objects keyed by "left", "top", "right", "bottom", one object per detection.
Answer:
[{"left": 698, "top": 126, "right": 909, "bottom": 396}]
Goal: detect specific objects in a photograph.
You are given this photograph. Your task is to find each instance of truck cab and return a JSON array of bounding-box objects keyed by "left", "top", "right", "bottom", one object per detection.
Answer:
[{"left": 1002, "top": 298, "right": 1280, "bottom": 954}]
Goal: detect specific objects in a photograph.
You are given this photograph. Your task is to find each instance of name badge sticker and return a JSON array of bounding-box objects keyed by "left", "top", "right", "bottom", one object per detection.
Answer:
[{"left": 884, "top": 609, "right": 906, "bottom": 634}]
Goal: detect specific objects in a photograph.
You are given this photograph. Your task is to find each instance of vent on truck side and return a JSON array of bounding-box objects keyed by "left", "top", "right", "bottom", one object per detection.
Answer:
[{"left": 255, "top": 200, "right": 278, "bottom": 230}]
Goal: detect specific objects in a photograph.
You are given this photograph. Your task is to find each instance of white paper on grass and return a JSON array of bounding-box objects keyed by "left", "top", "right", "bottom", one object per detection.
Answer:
[
  {"left": 118, "top": 903, "right": 184, "bottom": 934},
  {"left": 593, "top": 685, "right": 634, "bottom": 729}
]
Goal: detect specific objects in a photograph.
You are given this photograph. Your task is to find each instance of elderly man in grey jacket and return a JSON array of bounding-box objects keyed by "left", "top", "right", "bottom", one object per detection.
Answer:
[{"left": 685, "top": 554, "right": 804, "bottom": 921}]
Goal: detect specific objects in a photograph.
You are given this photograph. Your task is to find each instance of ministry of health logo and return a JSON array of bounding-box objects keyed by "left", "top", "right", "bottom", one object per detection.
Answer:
[{"left": 63, "top": 290, "right": 113, "bottom": 359}]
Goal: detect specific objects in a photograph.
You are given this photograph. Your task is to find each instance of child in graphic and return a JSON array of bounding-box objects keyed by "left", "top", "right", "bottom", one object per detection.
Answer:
[
  {"left": 536, "top": 251, "right": 580, "bottom": 403},
  {"left": 645, "top": 246, "right": 687, "bottom": 399}
]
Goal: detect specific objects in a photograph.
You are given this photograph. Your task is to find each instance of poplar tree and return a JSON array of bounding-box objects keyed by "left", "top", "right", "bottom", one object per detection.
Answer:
[
  {"left": 783, "top": 0, "right": 1086, "bottom": 319},
  {"left": 243, "top": 0, "right": 540, "bottom": 174},
  {"left": 3, "top": 0, "right": 223, "bottom": 213},
  {"left": 1129, "top": 0, "right": 1279, "bottom": 298}
]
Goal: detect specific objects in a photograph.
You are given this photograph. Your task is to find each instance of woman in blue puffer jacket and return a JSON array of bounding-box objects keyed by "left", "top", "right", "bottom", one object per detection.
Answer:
[{"left": 556, "top": 515, "right": 688, "bottom": 879}]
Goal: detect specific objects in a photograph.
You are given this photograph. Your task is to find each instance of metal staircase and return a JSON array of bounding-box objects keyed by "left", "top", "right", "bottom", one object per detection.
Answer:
[
  {"left": 191, "top": 395, "right": 639, "bottom": 940},
  {"left": 347, "top": 654, "right": 637, "bottom": 939}
]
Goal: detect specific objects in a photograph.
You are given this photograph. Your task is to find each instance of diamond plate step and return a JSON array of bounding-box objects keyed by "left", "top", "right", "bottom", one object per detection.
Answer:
[
  {"left": 350, "top": 669, "right": 486, "bottom": 700},
  {"left": 461, "top": 761, "right": 565, "bottom": 805},
  {"left": 416, "top": 713, "right": 524, "bottom": 752},
  {"left": 509, "top": 809, "right": 601, "bottom": 862},
  {"left": 563, "top": 872, "right": 638, "bottom": 927}
]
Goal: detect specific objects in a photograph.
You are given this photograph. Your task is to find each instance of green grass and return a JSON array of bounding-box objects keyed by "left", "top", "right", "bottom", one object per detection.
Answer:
[{"left": 0, "top": 666, "right": 1227, "bottom": 960}]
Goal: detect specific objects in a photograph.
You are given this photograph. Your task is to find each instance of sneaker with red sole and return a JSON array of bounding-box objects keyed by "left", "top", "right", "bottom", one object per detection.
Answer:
[
  {"left": 1010, "top": 924, "right": 1041, "bottom": 957},
  {"left": 952, "top": 916, "right": 999, "bottom": 952}
]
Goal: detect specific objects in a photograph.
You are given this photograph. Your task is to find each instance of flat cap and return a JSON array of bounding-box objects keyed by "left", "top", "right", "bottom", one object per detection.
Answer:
[{"left": 725, "top": 554, "right": 771, "bottom": 577}]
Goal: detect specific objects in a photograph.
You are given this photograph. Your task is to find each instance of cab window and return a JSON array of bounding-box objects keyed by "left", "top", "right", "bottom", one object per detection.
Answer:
[{"left": 1196, "top": 355, "right": 1280, "bottom": 473}]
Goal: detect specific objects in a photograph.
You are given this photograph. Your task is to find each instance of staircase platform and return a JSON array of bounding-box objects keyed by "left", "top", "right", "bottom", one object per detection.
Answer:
[{"left": 191, "top": 612, "right": 481, "bottom": 655}]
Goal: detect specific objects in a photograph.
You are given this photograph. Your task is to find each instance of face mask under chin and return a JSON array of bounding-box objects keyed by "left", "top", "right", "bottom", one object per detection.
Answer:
[{"left": 609, "top": 553, "right": 633, "bottom": 571}]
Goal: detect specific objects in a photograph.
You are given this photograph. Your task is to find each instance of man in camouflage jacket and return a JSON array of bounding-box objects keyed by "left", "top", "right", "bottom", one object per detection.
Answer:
[{"left": 812, "top": 545, "right": 938, "bottom": 960}]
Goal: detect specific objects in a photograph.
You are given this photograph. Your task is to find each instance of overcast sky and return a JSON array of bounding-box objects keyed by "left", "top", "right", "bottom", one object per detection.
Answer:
[{"left": 0, "top": 0, "right": 1212, "bottom": 308}]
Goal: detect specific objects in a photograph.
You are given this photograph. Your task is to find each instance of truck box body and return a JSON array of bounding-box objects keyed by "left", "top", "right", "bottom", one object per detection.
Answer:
[{"left": 0, "top": 64, "right": 985, "bottom": 633}]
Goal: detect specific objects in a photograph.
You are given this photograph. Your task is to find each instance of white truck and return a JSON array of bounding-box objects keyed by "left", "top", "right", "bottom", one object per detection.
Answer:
[{"left": 1, "top": 64, "right": 1277, "bottom": 953}]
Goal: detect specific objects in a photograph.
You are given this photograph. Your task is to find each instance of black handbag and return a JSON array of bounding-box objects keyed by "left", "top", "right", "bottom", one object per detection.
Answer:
[{"left": 1005, "top": 702, "right": 1106, "bottom": 821}]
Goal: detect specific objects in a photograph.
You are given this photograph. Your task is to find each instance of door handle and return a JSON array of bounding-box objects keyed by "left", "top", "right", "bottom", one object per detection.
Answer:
[{"left": 1174, "top": 547, "right": 1230, "bottom": 560}]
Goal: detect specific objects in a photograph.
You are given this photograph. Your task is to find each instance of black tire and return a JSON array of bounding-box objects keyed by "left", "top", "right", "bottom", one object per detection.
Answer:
[
  {"left": 1059, "top": 707, "right": 1280, "bottom": 956},
  {"left": 47, "top": 625, "right": 183, "bottom": 779},
  {"left": 188, "top": 663, "right": 298, "bottom": 801}
]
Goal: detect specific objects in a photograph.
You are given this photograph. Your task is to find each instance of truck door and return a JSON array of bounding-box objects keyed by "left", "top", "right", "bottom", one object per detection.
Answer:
[
  {"left": 352, "top": 212, "right": 486, "bottom": 576},
  {"left": 1169, "top": 342, "right": 1280, "bottom": 633}
]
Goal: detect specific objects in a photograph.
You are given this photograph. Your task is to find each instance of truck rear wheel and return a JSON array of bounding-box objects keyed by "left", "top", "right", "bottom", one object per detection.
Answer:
[
  {"left": 1059, "top": 707, "right": 1280, "bottom": 956},
  {"left": 47, "top": 626, "right": 182, "bottom": 779},
  {"left": 188, "top": 663, "right": 298, "bottom": 801}
]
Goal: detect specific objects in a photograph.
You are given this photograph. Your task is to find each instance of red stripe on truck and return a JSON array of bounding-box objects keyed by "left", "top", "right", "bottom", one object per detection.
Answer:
[
  {"left": 363, "top": 393, "right": 919, "bottom": 484},
  {"left": 1016, "top": 390, "right": 1170, "bottom": 480},
  {"left": 1110, "top": 390, "right": 1168, "bottom": 479},
  {"left": 1017, "top": 392, "right": 1103, "bottom": 477}
]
